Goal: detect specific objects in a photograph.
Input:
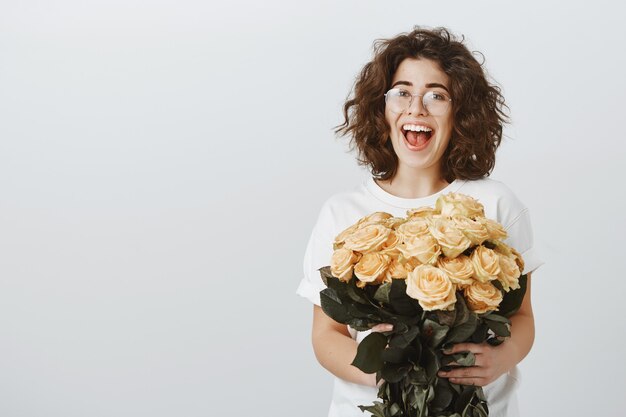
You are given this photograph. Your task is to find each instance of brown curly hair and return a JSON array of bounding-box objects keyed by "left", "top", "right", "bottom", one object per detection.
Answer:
[{"left": 334, "top": 26, "right": 509, "bottom": 183}]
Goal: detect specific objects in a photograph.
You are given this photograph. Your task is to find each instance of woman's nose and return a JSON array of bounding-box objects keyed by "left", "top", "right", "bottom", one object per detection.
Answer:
[{"left": 407, "top": 96, "right": 428, "bottom": 116}]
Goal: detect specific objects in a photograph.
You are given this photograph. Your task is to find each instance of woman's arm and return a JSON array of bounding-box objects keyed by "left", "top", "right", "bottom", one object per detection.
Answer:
[
  {"left": 499, "top": 272, "right": 535, "bottom": 367},
  {"left": 312, "top": 305, "right": 380, "bottom": 387}
]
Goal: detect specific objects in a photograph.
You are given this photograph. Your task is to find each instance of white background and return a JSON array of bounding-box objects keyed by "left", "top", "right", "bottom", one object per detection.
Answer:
[{"left": 1, "top": 1, "right": 625, "bottom": 416}]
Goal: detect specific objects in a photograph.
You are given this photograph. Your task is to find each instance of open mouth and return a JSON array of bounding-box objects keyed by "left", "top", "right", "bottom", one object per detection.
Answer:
[{"left": 401, "top": 125, "right": 434, "bottom": 149}]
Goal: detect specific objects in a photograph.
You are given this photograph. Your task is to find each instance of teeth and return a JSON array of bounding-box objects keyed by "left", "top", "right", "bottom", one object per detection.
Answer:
[{"left": 402, "top": 124, "right": 433, "bottom": 132}]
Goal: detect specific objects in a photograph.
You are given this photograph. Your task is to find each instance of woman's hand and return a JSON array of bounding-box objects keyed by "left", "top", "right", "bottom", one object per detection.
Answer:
[
  {"left": 366, "top": 323, "right": 394, "bottom": 388},
  {"left": 437, "top": 341, "right": 515, "bottom": 387}
]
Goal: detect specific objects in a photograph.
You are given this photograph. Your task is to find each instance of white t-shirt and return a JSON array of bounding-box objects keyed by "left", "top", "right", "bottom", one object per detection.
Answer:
[{"left": 296, "top": 174, "right": 544, "bottom": 417}]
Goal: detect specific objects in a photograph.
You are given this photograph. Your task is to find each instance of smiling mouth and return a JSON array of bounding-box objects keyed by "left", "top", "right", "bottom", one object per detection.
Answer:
[{"left": 402, "top": 127, "right": 433, "bottom": 148}]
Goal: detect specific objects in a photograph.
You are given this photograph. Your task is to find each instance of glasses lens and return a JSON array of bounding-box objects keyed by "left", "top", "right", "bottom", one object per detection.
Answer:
[
  {"left": 385, "top": 89, "right": 410, "bottom": 113},
  {"left": 423, "top": 91, "right": 450, "bottom": 116}
]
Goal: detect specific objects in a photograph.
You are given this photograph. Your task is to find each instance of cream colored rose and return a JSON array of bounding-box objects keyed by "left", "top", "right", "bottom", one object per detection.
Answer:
[
  {"left": 470, "top": 245, "right": 502, "bottom": 283},
  {"left": 406, "top": 206, "right": 439, "bottom": 220},
  {"left": 404, "top": 256, "right": 421, "bottom": 271},
  {"left": 451, "top": 215, "right": 489, "bottom": 246},
  {"left": 464, "top": 281, "right": 503, "bottom": 314},
  {"left": 510, "top": 246, "right": 525, "bottom": 275},
  {"left": 379, "top": 231, "right": 402, "bottom": 257},
  {"left": 435, "top": 193, "right": 485, "bottom": 218},
  {"left": 330, "top": 247, "right": 360, "bottom": 282},
  {"left": 334, "top": 222, "right": 359, "bottom": 250},
  {"left": 428, "top": 218, "right": 472, "bottom": 258},
  {"left": 492, "top": 240, "right": 513, "bottom": 257},
  {"left": 398, "top": 234, "right": 441, "bottom": 265},
  {"left": 437, "top": 255, "right": 474, "bottom": 288},
  {"left": 343, "top": 224, "right": 392, "bottom": 253},
  {"left": 358, "top": 211, "right": 394, "bottom": 226},
  {"left": 386, "top": 257, "right": 410, "bottom": 280},
  {"left": 396, "top": 218, "right": 431, "bottom": 239},
  {"left": 384, "top": 216, "right": 407, "bottom": 230},
  {"left": 354, "top": 252, "right": 391, "bottom": 286},
  {"left": 493, "top": 241, "right": 525, "bottom": 282},
  {"left": 406, "top": 265, "right": 457, "bottom": 311},
  {"left": 497, "top": 253, "right": 521, "bottom": 292},
  {"left": 476, "top": 217, "right": 508, "bottom": 241}
]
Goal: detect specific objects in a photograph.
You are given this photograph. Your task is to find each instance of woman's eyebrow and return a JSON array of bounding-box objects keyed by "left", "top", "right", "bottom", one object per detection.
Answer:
[{"left": 391, "top": 80, "right": 450, "bottom": 92}]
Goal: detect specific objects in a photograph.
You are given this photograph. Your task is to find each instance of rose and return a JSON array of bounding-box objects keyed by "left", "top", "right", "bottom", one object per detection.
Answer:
[
  {"left": 354, "top": 252, "right": 391, "bottom": 287},
  {"left": 386, "top": 257, "right": 410, "bottom": 280},
  {"left": 406, "top": 206, "right": 439, "bottom": 220},
  {"left": 437, "top": 255, "right": 474, "bottom": 288},
  {"left": 451, "top": 215, "right": 489, "bottom": 246},
  {"left": 330, "top": 247, "right": 360, "bottom": 282},
  {"left": 398, "top": 234, "right": 441, "bottom": 265},
  {"left": 343, "top": 224, "right": 392, "bottom": 253},
  {"left": 334, "top": 222, "right": 359, "bottom": 250},
  {"left": 470, "top": 245, "right": 502, "bottom": 283},
  {"left": 428, "top": 218, "right": 472, "bottom": 258},
  {"left": 379, "top": 231, "right": 402, "bottom": 257},
  {"left": 334, "top": 212, "right": 393, "bottom": 250},
  {"left": 384, "top": 216, "right": 407, "bottom": 230},
  {"left": 357, "top": 211, "right": 394, "bottom": 226},
  {"left": 497, "top": 253, "right": 521, "bottom": 292},
  {"left": 464, "top": 281, "right": 503, "bottom": 314},
  {"left": 493, "top": 241, "right": 525, "bottom": 274},
  {"left": 406, "top": 264, "right": 457, "bottom": 311},
  {"left": 396, "top": 218, "right": 431, "bottom": 239},
  {"left": 510, "top": 246, "right": 525, "bottom": 274},
  {"left": 476, "top": 217, "right": 508, "bottom": 241},
  {"left": 435, "top": 193, "right": 485, "bottom": 218}
]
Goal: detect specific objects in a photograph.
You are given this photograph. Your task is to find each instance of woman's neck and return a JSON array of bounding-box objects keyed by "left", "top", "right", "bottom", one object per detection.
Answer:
[{"left": 374, "top": 166, "right": 449, "bottom": 199}]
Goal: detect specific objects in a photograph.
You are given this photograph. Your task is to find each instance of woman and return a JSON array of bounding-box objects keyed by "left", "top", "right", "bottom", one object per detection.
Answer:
[{"left": 296, "top": 26, "right": 544, "bottom": 417}]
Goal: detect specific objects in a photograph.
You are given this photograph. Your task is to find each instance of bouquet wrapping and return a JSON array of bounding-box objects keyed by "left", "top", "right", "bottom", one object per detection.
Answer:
[{"left": 319, "top": 192, "right": 527, "bottom": 417}]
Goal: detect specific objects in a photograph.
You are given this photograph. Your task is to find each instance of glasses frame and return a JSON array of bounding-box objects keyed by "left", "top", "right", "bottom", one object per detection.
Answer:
[{"left": 384, "top": 88, "right": 453, "bottom": 116}]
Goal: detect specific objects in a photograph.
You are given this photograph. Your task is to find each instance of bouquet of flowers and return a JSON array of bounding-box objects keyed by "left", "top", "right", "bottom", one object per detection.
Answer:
[{"left": 319, "top": 192, "right": 527, "bottom": 417}]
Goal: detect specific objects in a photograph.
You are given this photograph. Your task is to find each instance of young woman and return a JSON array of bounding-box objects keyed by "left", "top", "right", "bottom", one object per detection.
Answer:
[{"left": 296, "top": 26, "right": 544, "bottom": 417}]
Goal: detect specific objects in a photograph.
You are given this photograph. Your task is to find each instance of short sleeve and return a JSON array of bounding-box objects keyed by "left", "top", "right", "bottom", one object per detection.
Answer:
[
  {"left": 502, "top": 207, "right": 544, "bottom": 276},
  {"left": 295, "top": 200, "right": 336, "bottom": 307}
]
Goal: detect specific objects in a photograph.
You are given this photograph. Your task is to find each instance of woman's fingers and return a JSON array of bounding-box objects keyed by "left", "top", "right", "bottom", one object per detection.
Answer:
[{"left": 371, "top": 323, "right": 393, "bottom": 333}]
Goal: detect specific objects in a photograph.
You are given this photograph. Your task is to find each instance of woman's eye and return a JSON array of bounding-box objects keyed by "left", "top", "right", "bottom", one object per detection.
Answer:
[
  {"left": 431, "top": 92, "right": 447, "bottom": 101},
  {"left": 398, "top": 90, "right": 411, "bottom": 97}
]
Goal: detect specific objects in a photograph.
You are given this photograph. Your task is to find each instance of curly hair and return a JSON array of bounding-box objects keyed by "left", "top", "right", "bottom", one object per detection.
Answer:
[{"left": 334, "top": 26, "right": 509, "bottom": 183}]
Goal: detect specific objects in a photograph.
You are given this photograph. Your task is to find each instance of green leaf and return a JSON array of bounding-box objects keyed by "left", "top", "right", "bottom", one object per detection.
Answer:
[
  {"left": 484, "top": 319, "right": 510, "bottom": 337},
  {"left": 408, "top": 364, "right": 428, "bottom": 385},
  {"left": 351, "top": 332, "right": 387, "bottom": 374},
  {"left": 421, "top": 346, "right": 439, "bottom": 380},
  {"left": 357, "top": 401, "right": 387, "bottom": 417},
  {"left": 319, "top": 266, "right": 334, "bottom": 286},
  {"left": 389, "top": 326, "right": 420, "bottom": 349},
  {"left": 374, "top": 281, "right": 392, "bottom": 303},
  {"left": 430, "top": 378, "right": 454, "bottom": 410},
  {"left": 382, "top": 346, "right": 415, "bottom": 364},
  {"left": 482, "top": 312, "right": 509, "bottom": 323},
  {"left": 435, "top": 307, "right": 457, "bottom": 327},
  {"left": 389, "top": 403, "right": 402, "bottom": 416},
  {"left": 345, "top": 280, "right": 371, "bottom": 305},
  {"left": 454, "top": 351, "right": 476, "bottom": 366},
  {"left": 452, "top": 296, "right": 471, "bottom": 326},
  {"left": 470, "top": 322, "right": 489, "bottom": 343},
  {"left": 422, "top": 318, "right": 450, "bottom": 348},
  {"left": 497, "top": 274, "right": 528, "bottom": 317},
  {"left": 319, "top": 288, "right": 351, "bottom": 324},
  {"left": 447, "top": 313, "right": 478, "bottom": 343},
  {"left": 381, "top": 362, "right": 412, "bottom": 383},
  {"left": 390, "top": 279, "right": 422, "bottom": 316}
]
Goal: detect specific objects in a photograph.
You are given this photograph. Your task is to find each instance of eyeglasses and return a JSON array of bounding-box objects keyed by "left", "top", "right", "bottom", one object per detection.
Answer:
[{"left": 384, "top": 88, "right": 452, "bottom": 116}]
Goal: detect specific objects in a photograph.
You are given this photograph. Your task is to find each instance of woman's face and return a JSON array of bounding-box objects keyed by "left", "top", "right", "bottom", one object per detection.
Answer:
[{"left": 384, "top": 57, "right": 454, "bottom": 174}]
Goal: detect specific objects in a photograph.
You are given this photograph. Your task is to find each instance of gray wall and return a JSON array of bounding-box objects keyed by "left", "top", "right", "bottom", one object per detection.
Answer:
[{"left": 1, "top": 1, "right": 624, "bottom": 416}]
